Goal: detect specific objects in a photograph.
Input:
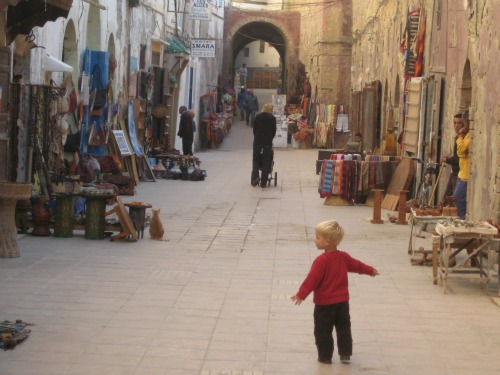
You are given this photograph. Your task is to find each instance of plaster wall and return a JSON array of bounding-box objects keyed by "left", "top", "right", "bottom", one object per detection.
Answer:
[
  {"left": 235, "top": 41, "right": 280, "bottom": 68},
  {"left": 296, "top": 0, "right": 352, "bottom": 104}
]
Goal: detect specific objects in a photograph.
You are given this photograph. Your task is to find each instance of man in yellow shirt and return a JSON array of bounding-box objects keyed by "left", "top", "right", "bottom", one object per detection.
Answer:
[{"left": 454, "top": 111, "right": 470, "bottom": 219}]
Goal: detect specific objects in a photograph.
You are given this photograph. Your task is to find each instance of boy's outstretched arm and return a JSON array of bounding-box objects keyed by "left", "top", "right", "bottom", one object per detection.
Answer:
[
  {"left": 371, "top": 268, "right": 379, "bottom": 277},
  {"left": 291, "top": 294, "right": 303, "bottom": 305}
]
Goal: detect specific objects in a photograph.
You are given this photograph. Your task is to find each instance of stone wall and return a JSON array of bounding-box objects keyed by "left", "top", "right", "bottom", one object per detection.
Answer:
[{"left": 350, "top": 0, "right": 500, "bottom": 221}]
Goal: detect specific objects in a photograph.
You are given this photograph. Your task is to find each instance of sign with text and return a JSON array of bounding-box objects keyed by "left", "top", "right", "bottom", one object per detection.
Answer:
[
  {"left": 191, "top": 39, "right": 216, "bottom": 58},
  {"left": 190, "top": 0, "right": 211, "bottom": 20}
]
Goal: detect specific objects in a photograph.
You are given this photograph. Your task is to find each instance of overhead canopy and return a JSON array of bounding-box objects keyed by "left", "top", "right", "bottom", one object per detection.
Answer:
[
  {"left": 164, "top": 37, "right": 190, "bottom": 55},
  {"left": 43, "top": 53, "right": 73, "bottom": 72},
  {"left": 5, "top": 0, "right": 74, "bottom": 45}
]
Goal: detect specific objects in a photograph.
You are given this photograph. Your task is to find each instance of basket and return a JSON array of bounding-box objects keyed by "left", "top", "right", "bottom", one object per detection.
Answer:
[
  {"left": 152, "top": 104, "right": 168, "bottom": 118},
  {"left": 0, "top": 181, "right": 32, "bottom": 200},
  {"left": 51, "top": 180, "right": 83, "bottom": 194}
]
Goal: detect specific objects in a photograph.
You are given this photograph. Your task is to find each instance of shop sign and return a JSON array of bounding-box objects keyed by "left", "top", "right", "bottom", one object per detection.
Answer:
[
  {"left": 190, "top": 0, "right": 211, "bottom": 20},
  {"left": 191, "top": 39, "right": 216, "bottom": 58}
]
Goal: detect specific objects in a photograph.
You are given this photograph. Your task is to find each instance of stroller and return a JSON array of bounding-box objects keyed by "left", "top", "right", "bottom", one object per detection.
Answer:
[{"left": 252, "top": 149, "right": 277, "bottom": 187}]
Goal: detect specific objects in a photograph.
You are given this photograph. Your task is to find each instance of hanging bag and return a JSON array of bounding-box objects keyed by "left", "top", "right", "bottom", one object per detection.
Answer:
[{"left": 91, "top": 64, "right": 107, "bottom": 110}]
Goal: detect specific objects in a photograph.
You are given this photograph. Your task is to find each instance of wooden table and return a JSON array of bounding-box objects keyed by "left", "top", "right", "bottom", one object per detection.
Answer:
[
  {"left": 408, "top": 208, "right": 457, "bottom": 255},
  {"left": 80, "top": 192, "right": 115, "bottom": 239},
  {"left": 53, "top": 193, "right": 76, "bottom": 237},
  {"left": 435, "top": 220, "right": 498, "bottom": 293}
]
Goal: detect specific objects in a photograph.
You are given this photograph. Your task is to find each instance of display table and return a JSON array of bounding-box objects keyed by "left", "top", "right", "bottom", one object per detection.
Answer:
[
  {"left": 54, "top": 193, "right": 75, "bottom": 237},
  {"left": 408, "top": 208, "right": 457, "bottom": 255},
  {"left": 435, "top": 220, "right": 498, "bottom": 293},
  {"left": 80, "top": 190, "right": 115, "bottom": 239},
  {"left": 0, "top": 182, "right": 32, "bottom": 258},
  {"left": 124, "top": 202, "right": 152, "bottom": 239}
]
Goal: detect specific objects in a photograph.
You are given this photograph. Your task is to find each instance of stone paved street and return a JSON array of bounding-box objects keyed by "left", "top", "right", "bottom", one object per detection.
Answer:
[{"left": 1, "top": 90, "right": 499, "bottom": 374}]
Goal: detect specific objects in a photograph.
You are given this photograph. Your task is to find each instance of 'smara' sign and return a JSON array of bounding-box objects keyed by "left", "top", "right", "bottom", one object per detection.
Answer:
[{"left": 191, "top": 39, "right": 216, "bottom": 58}]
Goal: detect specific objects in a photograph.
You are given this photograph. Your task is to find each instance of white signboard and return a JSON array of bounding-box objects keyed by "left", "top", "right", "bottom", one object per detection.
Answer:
[
  {"left": 191, "top": 39, "right": 216, "bottom": 58},
  {"left": 190, "top": 0, "right": 212, "bottom": 20},
  {"left": 112, "top": 130, "right": 132, "bottom": 156},
  {"left": 272, "top": 95, "right": 288, "bottom": 148}
]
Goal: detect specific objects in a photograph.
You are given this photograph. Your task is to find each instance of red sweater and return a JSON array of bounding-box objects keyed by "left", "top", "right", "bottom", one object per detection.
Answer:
[{"left": 296, "top": 250, "right": 374, "bottom": 305}]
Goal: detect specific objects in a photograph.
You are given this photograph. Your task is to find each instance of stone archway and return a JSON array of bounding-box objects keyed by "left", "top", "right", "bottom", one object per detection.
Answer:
[
  {"left": 86, "top": 3, "right": 101, "bottom": 50},
  {"left": 222, "top": 8, "right": 301, "bottom": 96},
  {"left": 107, "top": 34, "right": 116, "bottom": 100},
  {"left": 62, "top": 20, "right": 78, "bottom": 86},
  {"left": 459, "top": 59, "right": 472, "bottom": 111}
]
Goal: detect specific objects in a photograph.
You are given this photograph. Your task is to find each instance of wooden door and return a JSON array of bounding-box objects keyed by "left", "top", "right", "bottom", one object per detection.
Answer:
[
  {"left": 361, "top": 81, "right": 381, "bottom": 153},
  {"left": 403, "top": 78, "right": 422, "bottom": 156},
  {"left": 0, "top": 47, "right": 10, "bottom": 181}
]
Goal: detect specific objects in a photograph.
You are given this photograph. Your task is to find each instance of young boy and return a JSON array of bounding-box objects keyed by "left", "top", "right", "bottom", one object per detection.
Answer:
[{"left": 291, "top": 220, "right": 379, "bottom": 365}]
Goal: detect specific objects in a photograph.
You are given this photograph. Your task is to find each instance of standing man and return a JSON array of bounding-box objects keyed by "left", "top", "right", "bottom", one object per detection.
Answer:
[
  {"left": 251, "top": 103, "right": 276, "bottom": 188},
  {"left": 454, "top": 110, "right": 470, "bottom": 219},
  {"left": 238, "top": 63, "right": 248, "bottom": 86},
  {"left": 237, "top": 86, "right": 247, "bottom": 122},
  {"left": 177, "top": 105, "right": 195, "bottom": 155},
  {"left": 244, "top": 89, "right": 259, "bottom": 126},
  {"left": 441, "top": 113, "right": 462, "bottom": 199}
]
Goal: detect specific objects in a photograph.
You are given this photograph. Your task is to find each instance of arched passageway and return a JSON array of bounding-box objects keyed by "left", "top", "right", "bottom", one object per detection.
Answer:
[{"left": 222, "top": 8, "right": 301, "bottom": 96}]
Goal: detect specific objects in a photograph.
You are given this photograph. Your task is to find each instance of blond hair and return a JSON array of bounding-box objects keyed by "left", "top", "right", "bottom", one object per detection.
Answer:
[
  {"left": 315, "top": 220, "right": 345, "bottom": 246},
  {"left": 262, "top": 103, "right": 274, "bottom": 113}
]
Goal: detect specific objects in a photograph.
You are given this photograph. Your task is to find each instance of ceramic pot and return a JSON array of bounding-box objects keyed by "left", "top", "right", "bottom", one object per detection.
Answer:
[{"left": 32, "top": 196, "right": 51, "bottom": 236}]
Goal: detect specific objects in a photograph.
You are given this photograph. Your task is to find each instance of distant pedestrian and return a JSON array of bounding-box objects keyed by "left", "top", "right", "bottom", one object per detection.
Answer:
[
  {"left": 251, "top": 103, "right": 276, "bottom": 187},
  {"left": 238, "top": 63, "right": 248, "bottom": 86},
  {"left": 441, "top": 113, "right": 462, "bottom": 200},
  {"left": 291, "top": 220, "right": 379, "bottom": 365},
  {"left": 244, "top": 89, "right": 259, "bottom": 126},
  {"left": 177, "top": 106, "right": 195, "bottom": 155},
  {"left": 455, "top": 110, "right": 470, "bottom": 219},
  {"left": 237, "top": 86, "right": 248, "bottom": 122}
]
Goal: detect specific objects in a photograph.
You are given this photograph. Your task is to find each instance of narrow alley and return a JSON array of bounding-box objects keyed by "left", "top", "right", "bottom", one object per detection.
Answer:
[{"left": 1, "top": 90, "right": 499, "bottom": 375}]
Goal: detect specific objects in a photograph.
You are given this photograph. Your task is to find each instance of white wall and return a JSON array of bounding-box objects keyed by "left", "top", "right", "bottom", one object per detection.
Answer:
[{"left": 235, "top": 40, "right": 280, "bottom": 68}]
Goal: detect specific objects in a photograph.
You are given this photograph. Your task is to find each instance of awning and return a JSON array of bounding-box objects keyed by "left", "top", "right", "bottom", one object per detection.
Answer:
[
  {"left": 6, "top": 0, "right": 74, "bottom": 45},
  {"left": 164, "top": 37, "right": 190, "bottom": 55},
  {"left": 43, "top": 53, "right": 73, "bottom": 72}
]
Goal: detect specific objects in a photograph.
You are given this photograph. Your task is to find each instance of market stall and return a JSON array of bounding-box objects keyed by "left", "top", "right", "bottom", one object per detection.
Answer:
[{"left": 434, "top": 219, "right": 498, "bottom": 293}]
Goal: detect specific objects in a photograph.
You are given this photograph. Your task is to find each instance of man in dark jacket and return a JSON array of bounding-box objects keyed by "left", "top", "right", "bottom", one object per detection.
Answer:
[
  {"left": 177, "top": 106, "right": 195, "bottom": 155},
  {"left": 244, "top": 89, "right": 259, "bottom": 126},
  {"left": 252, "top": 103, "right": 277, "bottom": 187}
]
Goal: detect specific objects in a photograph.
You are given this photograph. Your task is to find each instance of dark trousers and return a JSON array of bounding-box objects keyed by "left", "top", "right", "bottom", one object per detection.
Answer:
[
  {"left": 252, "top": 143, "right": 272, "bottom": 186},
  {"left": 314, "top": 302, "right": 352, "bottom": 361},
  {"left": 454, "top": 178, "right": 467, "bottom": 219},
  {"left": 245, "top": 109, "right": 256, "bottom": 126},
  {"left": 182, "top": 137, "right": 193, "bottom": 156},
  {"left": 443, "top": 173, "right": 458, "bottom": 201}
]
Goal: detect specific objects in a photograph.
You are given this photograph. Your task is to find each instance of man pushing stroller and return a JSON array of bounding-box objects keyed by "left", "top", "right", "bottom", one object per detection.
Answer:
[{"left": 251, "top": 103, "right": 276, "bottom": 188}]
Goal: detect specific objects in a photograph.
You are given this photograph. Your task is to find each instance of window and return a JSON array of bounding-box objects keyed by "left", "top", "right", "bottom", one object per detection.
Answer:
[
  {"left": 151, "top": 41, "right": 163, "bottom": 67},
  {"left": 151, "top": 52, "right": 160, "bottom": 66},
  {"left": 260, "top": 41, "right": 265, "bottom": 53},
  {"left": 139, "top": 44, "right": 146, "bottom": 70},
  {"left": 244, "top": 47, "right": 249, "bottom": 57}
]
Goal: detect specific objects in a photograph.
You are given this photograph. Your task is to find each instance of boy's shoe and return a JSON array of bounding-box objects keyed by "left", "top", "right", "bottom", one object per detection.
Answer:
[
  {"left": 251, "top": 177, "right": 260, "bottom": 187},
  {"left": 340, "top": 355, "right": 351, "bottom": 363},
  {"left": 318, "top": 358, "right": 332, "bottom": 364}
]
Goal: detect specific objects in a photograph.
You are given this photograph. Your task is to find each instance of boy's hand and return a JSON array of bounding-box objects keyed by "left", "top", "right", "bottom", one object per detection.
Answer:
[
  {"left": 291, "top": 295, "right": 303, "bottom": 305},
  {"left": 371, "top": 268, "right": 379, "bottom": 277}
]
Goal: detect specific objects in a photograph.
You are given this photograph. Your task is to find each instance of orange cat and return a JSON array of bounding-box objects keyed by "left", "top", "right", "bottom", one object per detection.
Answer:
[{"left": 149, "top": 208, "right": 167, "bottom": 241}]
